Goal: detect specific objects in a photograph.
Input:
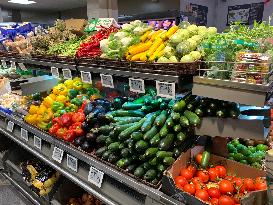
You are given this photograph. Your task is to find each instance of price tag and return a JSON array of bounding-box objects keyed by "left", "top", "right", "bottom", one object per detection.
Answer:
[
  {"left": 88, "top": 166, "right": 104, "bottom": 188},
  {"left": 81, "top": 71, "right": 92, "bottom": 83},
  {"left": 18, "top": 63, "right": 27, "bottom": 71},
  {"left": 20, "top": 128, "right": 28, "bottom": 141},
  {"left": 34, "top": 135, "right": 42, "bottom": 150},
  {"left": 1, "top": 60, "right": 7, "bottom": 68},
  {"left": 10, "top": 61, "right": 16, "bottom": 69},
  {"left": 62, "top": 69, "right": 72, "bottom": 79},
  {"left": 51, "top": 67, "right": 59, "bottom": 78},
  {"left": 100, "top": 74, "right": 114, "bottom": 88},
  {"left": 129, "top": 78, "right": 145, "bottom": 93},
  {"left": 156, "top": 81, "right": 175, "bottom": 99},
  {"left": 6, "top": 121, "right": 14, "bottom": 132},
  {"left": 67, "top": 154, "right": 78, "bottom": 172},
  {"left": 52, "top": 147, "right": 64, "bottom": 163}
]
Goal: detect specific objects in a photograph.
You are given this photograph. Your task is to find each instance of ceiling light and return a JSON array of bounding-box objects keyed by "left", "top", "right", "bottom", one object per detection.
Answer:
[{"left": 8, "top": 0, "right": 36, "bottom": 5}]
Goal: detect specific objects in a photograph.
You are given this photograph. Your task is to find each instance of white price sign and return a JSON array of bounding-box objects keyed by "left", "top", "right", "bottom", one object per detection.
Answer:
[
  {"left": 18, "top": 63, "right": 27, "bottom": 71},
  {"left": 100, "top": 74, "right": 114, "bottom": 88},
  {"left": 52, "top": 147, "right": 64, "bottom": 163},
  {"left": 21, "top": 128, "right": 28, "bottom": 141},
  {"left": 129, "top": 78, "right": 145, "bottom": 93},
  {"left": 10, "top": 61, "right": 16, "bottom": 69},
  {"left": 62, "top": 69, "right": 72, "bottom": 79},
  {"left": 156, "top": 81, "right": 175, "bottom": 99},
  {"left": 88, "top": 166, "right": 104, "bottom": 188},
  {"left": 6, "top": 121, "right": 14, "bottom": 132},
  {"left": 81, "top": 71, "right": 92, "bottom": 83},
  {"left": 1, "top": 60, "right": 7, "bottom": 68},
  {"left": 51, "top": 67, "right": 59, "bottom": 78},
  {"left": 67, "top": 154, "right": 78, "bottom": 172},
  {"left": 34, "top": 135, "right": 42, "bottom": 150}
]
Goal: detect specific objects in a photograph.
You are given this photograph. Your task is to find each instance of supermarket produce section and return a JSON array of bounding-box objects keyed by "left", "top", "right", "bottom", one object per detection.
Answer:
[{"left": 0, "top": 19, "right": 272, "bottom": 205}]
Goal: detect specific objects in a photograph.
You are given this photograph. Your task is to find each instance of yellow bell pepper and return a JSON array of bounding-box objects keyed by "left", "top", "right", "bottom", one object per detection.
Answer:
[
  {"left": 52, "top": 84, "right": 68, "bottom": 96},
  {"left": 43, "top": 96, "right": 55, "bottom": 108},
  {"left": 48, "top": 93, "right": 56, "bottom": 100},
  {"left": 41, "top": 111, "right": 53, "bottom": 123},
  {"left": 55, "top": 95, "right": 68, "bottom": 104},
  {"left": 73, "top": 77, "right": 81, "bottom": 82},
  {"left": 29, "top": 105, "right": 39, "bottom": 115},
  {"left": 37, "top": 104, "right": 47, "bottom": 115},
  {"left": 24, "top": 114, "right": 38, "bottom": 125},
  {"left": 64, "top": 79, "right": 74, "bottom": 89}
]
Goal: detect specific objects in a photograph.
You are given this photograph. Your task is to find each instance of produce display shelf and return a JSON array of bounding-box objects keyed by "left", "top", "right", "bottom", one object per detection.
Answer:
[
  {"left": 0, "top": 111, "right": 183, "bottom": 205},
  {"left": 192, "top": 76, "right": 273, "bottom": 106}
]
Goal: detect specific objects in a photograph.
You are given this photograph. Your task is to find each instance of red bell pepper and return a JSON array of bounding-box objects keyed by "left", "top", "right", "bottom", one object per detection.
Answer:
[
  {"left": 56, "top": 127, "right": 68, "bottom": 139},
  {"left": 49, "top": 124, "right": 62, "bottom": 136},
  {"left": 60, "top": 113, "right": 73, "bottom": 127},
  {"left": 52, "top": 117, "right": 61, "bottom": 125},
  {"left": 63, "top": 129, "right": 76, "bottom": 142},
  {"left": 70, "top": 122, "right": 85, "bottom": 137},
  {"left": 72, "top": 112, "right": 85, "bottom": 123}
]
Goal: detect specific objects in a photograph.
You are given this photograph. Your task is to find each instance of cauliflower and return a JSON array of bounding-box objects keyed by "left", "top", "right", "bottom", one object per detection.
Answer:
[
  {"left": 157, "top": 56, "right": 170, "bottom": 63},
  {"left": 187, "top": 24, "right": 198, "bottom": 36},
  {"left": 189, "top": 51, "right": 202, "bottom": 60},
  {"left": 114, "top": 31, "right": 128, "bottom": 39},
  {"left": 169, "top": 56, "right": 178, "bottom": 62},
  {"left": 100, "top": 39, "right": 110, "bottom": 53},
  {"left": 176, "top": 41, "right": 191, "bottom": 56},
  {"left": 130, "top": 20, "right": 142, "bottom": 27},
  {"left": 163, "top": 46, "right": 176, "bottom": 58},
  {"left": 181, "top": 55, "right": 194, "bottom": 63},
  {"left": 207, "top": 27, "right": 217, "bottom": 36},
  {"left": 122, "top": 23, "right": 134, "bottom": 31},
  {"left": 121, "top": 37, "right": 133, "bottom": 47}
]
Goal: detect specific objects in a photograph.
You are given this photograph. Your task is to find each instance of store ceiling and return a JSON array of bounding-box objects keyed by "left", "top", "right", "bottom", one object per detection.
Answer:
[{"left": 0, "top": 0, "right": 87, "bottom": 11}]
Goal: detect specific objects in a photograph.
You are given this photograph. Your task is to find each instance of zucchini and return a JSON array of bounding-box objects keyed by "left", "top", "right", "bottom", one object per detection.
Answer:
[
  {"left": 163, "top": 157, "right": 175, "bottom": 166},
  {"left": 168, "top": 99, "right": 175, "bottom": 109},
  {"left": 116, "top": 158, "right": 132, "bottom": 169},
  {"left": 160, "top": 102, "right": 168, "bottom": 110},
  {"left": 108, "top": 142, "right": 120, "bottom": 152},
  {"left": 159, "top": 134, "right": 174, "bottom": 151},
  {"left": 95, "top": 147, "right": 108, "bottom": 157},
  {"left": 201, "top": 151, "right": 210, "bottom": 169},
  {"left": 184, "top": 110, "right": 201, "bottom": 126},
  {"left": 143, "top": 96, "right": 153, "bottom": 105},
  {"left": 141, "top": 111, "right": 159, "bottom": 132},
  {"left": 154, "top": 110, "right": 168, "bottom": 127},
  {"left": 172, "top": 100, "right": 186, "bottom": 112},
  {"left": 195, "top": 107, "right": 204, "bottom": 117},
  {"left": 118, "top": 118, "right": 146, "bottom": 140},
  {"left": 122, "top": 102, "right": 144, "bottom": 110},
  {"left": 131, "top": 132, "right": 143, "bottom": 141},
  {"left": 206, "top": 108, "right": 214, "bottom": 116},
  {"left": 105, "top": 137, "right": 113, "bottom": 146},
  {"left": 121, "top": 148, "right": 130, "bottom": 158},
  {"left": 229, "top": 109, "right": 240, "bottom": 119},
  {"left": 173, "top": 124, "right": 182, "bottom": 133},
  {"left": 151, "top": 178, "right": 159, "bottom": 185},
  {"left": 157, "top": 164, "right": 166, "bottom": 173},
  {"left": 96, "top": 135, "right": 109, "bottom": 144},
  {"left": 114, "top": 123, "right": 136, "bottom": 134},
  {"left": 186, "top": 96, "right": 200, "bottom": 111},
  {"left": 144, "top": 169, "right": 157, "bottom": 181},
  {"left": 150, "top": 133, "right": 161, "bottom": 146},
  {"left": 113, "top": 117, "right": 142, "bottom": 123},
  {"left": 108, "top": 153, "right": 119, "bottom": 163},
  {"left": 156, "top": 151, "right": 173, "bottom": 159},
  {"left": 216, "top": 109, "right": 226, "bottom": 118},
  {"left": 166, "top": 117, "right": 174, "bottom": 128},
  {"left": 102, "top": 150, "right": 112, "bottom": 160},
  {"left": 171, "top": 112, "right": 180, "bottom": 122},
  {"left": 143, "top": 162, "right": 151, "bottom": 170},
  {"left": 134, "top": 166, "right": 145, "bottom": 177},
  {"left": 180, "top": 116, "right": 190, "bottom": 127},
  {"left": 149, "top": 157, "right": 158, "bottom": 166},
  {"left": 173, "top": 147, "right": 182, "bottom": 158},
  {"left": 159, "top": 124, "right": 169, "bottom": 138},
  {"left": 98, "top": 125, "right": 113, "bottom": 135},
  {"left": 126, "top": 164, "right": 137, "bottom": 173},
  {"left": 141, "top": 105, "right": 154, "bottom": 113},
  {"left": 135, "top": 140, "right": 149, "bottom": 152},
  {"left": 111, "top": 110, "right": 145, "bottom": 117},
  {"left": 145, "top": 148, "right": 158, "bottom": 158},
  {"left": 143, "top": 125, "right": 158, "bottom": 141}
]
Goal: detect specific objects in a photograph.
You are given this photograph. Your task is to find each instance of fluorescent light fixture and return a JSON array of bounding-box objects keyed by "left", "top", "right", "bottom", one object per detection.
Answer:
[{"left": 8, "top": 0, "right": 36, "bottom": 5}]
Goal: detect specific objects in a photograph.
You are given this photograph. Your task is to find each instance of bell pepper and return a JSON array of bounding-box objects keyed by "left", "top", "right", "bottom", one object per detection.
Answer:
[
  {"left": 72, "top": 112, "right": 85, "bottom": 123},
  {"left": 60, "top": 113, "right": 73, "bottom": 127},
  {"left": 73, "top": 77, "right": 81, "bottom": 82},
  {"left": 70, "top": 122, "right": 85, "bottom": 137},
  {"left": 51, "top": 101, "right": 65, "bottom": 112},
  {"left": 64, "top": 79, "right": 74, "bottom": 89},
  {"left": 65, "top": 104, "right": 78, "bottom": 113},
  {"left": 37, "top": 104, "right": 47, "bottom": 115},
  {"left": 49, "top": 123, "right": 62, "bottom": 135},
  {"left": 52, "top": 84, "right": 68, "bottom": 96},
  {"left": 29, "top": 105, "right": 39, "bottom": 115},
  {"left": 47, "top": 122, "right": 52, "bottom": 130},
  {"left": 41, "top": 111, "right": 53, "bottom": 123},
  {"left": 24, "top": 114, "right": 38, "bottom": 125},
  {"left": 70, "top": 98, "right": 83, "bottom": 107},
  {"left": 43, "top": 96, "right": 55, "bottom": 108},
  {"left": 81, "top": 100, "right": 88, "bottom": 110},
  {"left": 68, "top": 89, "right": 78, "bottom": 99},
  {"left": 37, "top": 121, "right": 49, "bottom": 131},
  {"left": 52, "top": 117, "right": 62, "bottom": 125},
  {"left": 82, "top": 82, "right": 92, "bottom": 90},
  {"left": 56, "top": 127, "right": 68, "bottom": 139},
  {"left": 54, "top": 109, "right": 66, "bottom": 117},
  {"left": 56, "top": 95, "right": 68, "bottom": 104},
  {"left": 63, "top": 129, "right": 76, "bottom": 142},
  {"left": 48, "top": 93, "right": 56, "bottom": 100},
  {"left": 73, "top": 81, "right": 83, "bottom": 90}
]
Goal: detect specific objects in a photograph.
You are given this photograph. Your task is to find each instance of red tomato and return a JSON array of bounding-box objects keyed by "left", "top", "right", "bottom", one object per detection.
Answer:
[
  {"left": 183, "top": 184, "right": 196, "bottom": 195},
  {"left": 208, "top": 168, "right": 219, "bottom": 182},
  {"left": 187, "top": 164, "right": 197, "bottom": 175},
  {"left": 232, "top": 177, "right": 243, "bottom": 188},
  {"left": 215, "top": 165, "right": 227, "bottom": 178},
  {"left": 225, "top": 176, "right": 234, "bottom": 181},
  {"left": 176, "top": 183, "right": 183, "bottom": 190},
  {"left": 180, "top": 168, "right": 194, "bottom": 181},
  {"left": 219, "top": 180, "right": 234, "bottom": 194},
  {"left": 175, "top": 176, "right": 188, "bottom": 187},
  {"left": 233, "top": 193, "right": 243, "bottom": 204},
  {"left": 194, "top": 182, "right": 208, "bottom": 191},
  {"left": 195, "top": 154, "right": 202, "bottom": 164},
  {"left": 210, "top": 198, "right": 219, "bottom": 205},
  {"left": 192, "top": 177, "right": 202, "bottom": 184},
  {"left": 244, "top": 178, "right": 255, "bottom": 191},
  {"left": 255, "top": 182, "right": 267, "bottom": 190},
  {"left": 208, "top": 187, "right": 221, "bottom": 199},
  {"left": 195, "top": 189, "right": 209, "bottom": 202},
  {"left": 239, "top": 184, "right": 246, "bottom": 193},
  {"left": 218, "top": 195, "right": 235, "bottom": 205},
  {"left": 255, "top": 177, "right": 265, "bottom": 183},
  {"left": 196, "top": 170, "right": 209, "bottom": 183}
]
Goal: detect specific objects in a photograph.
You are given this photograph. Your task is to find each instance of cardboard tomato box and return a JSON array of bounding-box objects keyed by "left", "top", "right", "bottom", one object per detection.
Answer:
[{"left": 162, "top": 146, "right": 267, "bottom": 205}]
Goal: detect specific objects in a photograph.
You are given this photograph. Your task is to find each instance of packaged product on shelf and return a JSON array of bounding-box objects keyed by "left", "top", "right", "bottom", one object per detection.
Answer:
[{"left": 67, "top": 193, "right": 103, "bottom": 205}]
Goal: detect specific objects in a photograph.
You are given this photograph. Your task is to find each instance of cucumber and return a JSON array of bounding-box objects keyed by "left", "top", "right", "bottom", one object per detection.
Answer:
[
  {"left": 134, "top": 166, "right": 145, "bottom": 177},
  {"left": 102, "top": 150, "right": 112, "bottom": 160},
  {"left": 174, "top": 132, "right": 186, "bottom": 147},
  {"left": 114, "top": 123, "right": 135, "bottom": 135},
  {"left": 119, "top": 143, "right": 125, "bottom": 150},
  {"left": 108, "top": 142, "right": 120, "bottom": 152},
  {"left": 96, "top": 135, "right": 109, "bottom": 144},
  {"left": 143, "top": 96, "right": 153, "bottom": 105},
  {"left": 95, "top": 147, "right": 108, "bottom": 157},
  {"left": 118, "top": 118, "right": 146, "bottom": 140},
  {"left": 126, "top": 164, "right": 137, "bottom": 173},
  {"left": 145, "top": 148, "right": 158, "bottom": 158},
  {"left": 108, "top": 153, "right": 119, "bottom": 163},
  {"left": 201, "top": 151, "right": 211, "bottom": 169},
  {"left": 172, "top": 100, "right": 186, "bottom": 112},
  {"left": 149, "top": 157, "right": 158, "bottom": 166},
  {"left": 143, "top": 125, "right": 158, "bottom": 141},
  {"left": 180, "top": 116, "right": 190, "bottom": 127},
  {"left": 139, "top": 154, "right": 146, "bottom": 161},
  {"left": 116, "top": 158, "right": 132, "bottom": 169},
  {"left": 159, "top": 124, "right": 169, "bottom": 138},
  {"left": 159, "top": 134, "right": 174, "bottom": 151},
  {"left": 98, "top": 125, "right": 113, "bottom": 135},
  {"left": 127, "top": 140, "right": 135, "bottom": 150},
  {"left": 141, "top": 111, "right": 159, "bottom": 132},
  {"left": 186, "top": 96, "right": 200, "bottom": 111},
  {"left": 173, "top": 147, "right": 182, "bottom": 158},
  {"left": 168, "top": 99, "right": 175, "bottom": 109},
  {"left": 151, "top": 178, "right": 159, "bottom": 185},
  {"left": 121, "top": 148, "right": 130, "bottom": 158},
  {"left": 143, "top": 162, "right": 151, "bottom": 170},
  {"left": 229, "top": 109, "right": 240, "bottom": 119},
  {"left": 135, "top": 140, "right": 149, "bottom": 152},
  {"left": 150, "top": 99, "right": 160, "bottom": 108},
  {"left": 216, "top": 109, "right": 226, "bottom": 118},
  {"left": 156, "top": 151, "right": 173, "bottom": 159},
  {"left": 171, "top": 112, "right": 180, "bottom": 122},
  {"left": 144, "top": 169, "right": 157, "bottom": 181},
  {"left": 111, "top": 110, "right": 145, "bottom": 117},
  {"left": 122, "top": 102, "right": 144, "bottom": 110},
  {"left": 141, "top": 105, "right": 154, "bottom": 113},
  {"left": 113, "top": 117, "right": 142, "bottom": 123},
  {"left": 173, "top": 124, "right": 182, "bottom": 133},
  {"left": 160, "top": 102, "right": 168, "bottom": 110},
  {"left": 157, "top": 164, "right": 166, "bottom": 173},
  {"left": 105, "top": 137, "right": 113, "bottom": 146},
  {"left": 154, "top": 110, "right": 168, "bottom": 127},
  {"left": 184, "top": 110, "right": 201, "bottom": 126},
  {"left": 163, "top": 157, "right": 175, "bottom": 166},
  {"left": 166, "top": 117, "right": 174, "bottom": 128},
  {"left": 150, "top": 133, "right": 161, "bottom": 147},
  {"left": 131, "top": 132, "right": 143, "bottom": 141},
  {"left": 195, "top": 107, "right": 204, "bottom": 117}
]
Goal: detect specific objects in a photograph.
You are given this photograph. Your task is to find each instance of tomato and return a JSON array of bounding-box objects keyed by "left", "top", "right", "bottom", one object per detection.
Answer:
[
  {"left": 239, "top": 184, "right": 246, "bottom": 193},
  {"left": 233, "top": 193, "right": 243, "bottom": 204},
  {"left": 232, "top": 177, "right": 243, "bottom": 188},
  {"left": 176, "top": 183, "right": 183, "bottom": 190},
  {"left": 192, "top": 177, "right": 202, "bottom": 184},
  {"left": 196, "top": 170, "right": 209, "bottom": 183},
  {"left": 183, "top": 184, "right": 196, "bottom": 195},
  {"left": 180, "top": 168, "right": 194, "bottom": 181},
  {"left": 255, "top": 177, "right": 265, "bottom": 183},
  {"left": 187, "top": 164, "right": 197, "bottom": 175},
  {"left": 218, "top": 195, "right": 235, "bottom": 205},
  {"left": 225, "top": 176, "right": 234, "bottom": 181},
  {"left": 175, "top": 176, "right": 188, "bottom": 187},
  {"left": 244, "top": 178, "right": 255, "bottom": 191},
  {"left": 215, "top": 165, "right": 227, "bottom": 178},
  {"left": 219, "top": 180, "right": 234, "bottom": 194},
  {"left": 196, "top": 154, "right": 202, "bottom": 164},
  {"left": 255, "top": 181, "right": 267, "bottom": 190},
  {"left": 195, "top": 182, "right": 208, "bottom": 191},
  {"left": 208, "top": 168, "right": 219, "bottom": 182},
  {"left": 208, "top": 187, "right": 221, "bottom": 199},
  {"left": 195, "top": 189, "right": 209, "bottom": 202},
  {"left": 210, "top": 198, "right": 219, "bottom": 205}
]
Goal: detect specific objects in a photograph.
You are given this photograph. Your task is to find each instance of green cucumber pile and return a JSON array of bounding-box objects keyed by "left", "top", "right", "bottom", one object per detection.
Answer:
[{"left": 92, "top": 95, "right": 200, "bottom": 185}]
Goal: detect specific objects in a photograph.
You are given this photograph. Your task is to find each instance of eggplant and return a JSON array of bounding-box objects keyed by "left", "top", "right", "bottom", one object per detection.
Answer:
[
  {"left": 94, "top": 99, "right": 112, "bottom": 110},
  {"left": 84, "top": 102, "right": 93, "bottom": 116},
  {"left": 74, "top": 136, "right": 86, "bottom": 146},
  {"left": 86, "top": 132, "right": 97, "bottom": 142},
  {"left": 81, "top": 141, "right": 92, "bottom": 151},
  {"left": 81, "top": 122, "right": 90, "bottom": 132}
]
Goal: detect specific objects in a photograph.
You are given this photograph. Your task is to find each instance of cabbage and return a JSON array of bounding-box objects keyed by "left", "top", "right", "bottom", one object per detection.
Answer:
[
  {"left": 186, "top": 38, "right": 198, "bottom": 51},
  {"left": 169, "top": 56, "right": 178, "bottom": 62},
  {"left": 176, "top": 41, "right": 191, "bottom": 56},
  {"left": 114, "top": 31, "right": 128, "bottom": 39},
  {"left": 187, "top": 25, "right": 198, "bottom": 36},
  {"left": 163, "top": 46, "right": 175, "bottom": 58},
  {"left": 207, "top": 27, "right": 217, "bottom": 36},
  {"left": 157, "top": 56, "right": 170, "bottom": 63},
  {"left": 169, "top": 33, "right": 184, "bottom": 45},
  {"left": 181, "top": 55, "right": 194, "bottom": 63},
  {"left": 100, "top": 39, "right": 110, "bottom": 52},
  {"left": 121, "top": 37, "right": 133, "bottom": 47},
  {"left": 189, "top": 51, "right": 202, "bottom": 60}
]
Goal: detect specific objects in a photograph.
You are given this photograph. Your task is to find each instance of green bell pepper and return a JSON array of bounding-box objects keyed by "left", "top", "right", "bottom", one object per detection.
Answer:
[
  {"left": 65, "top": 104, "right": 78, "bottom": 112},
  {"left": 51, "top": 101, "right": 65, "bottom": 112},
  {"left": 70, "top": 98, "right": 83, "bottom": 107},
  {"left": 68, "top": 89, "right": 78, "bottom": 99}
]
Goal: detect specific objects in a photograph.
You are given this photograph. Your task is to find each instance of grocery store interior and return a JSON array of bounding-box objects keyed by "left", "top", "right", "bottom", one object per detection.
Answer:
[{"left": 0, "top": 0, "right": 273, "bottom": 205}]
